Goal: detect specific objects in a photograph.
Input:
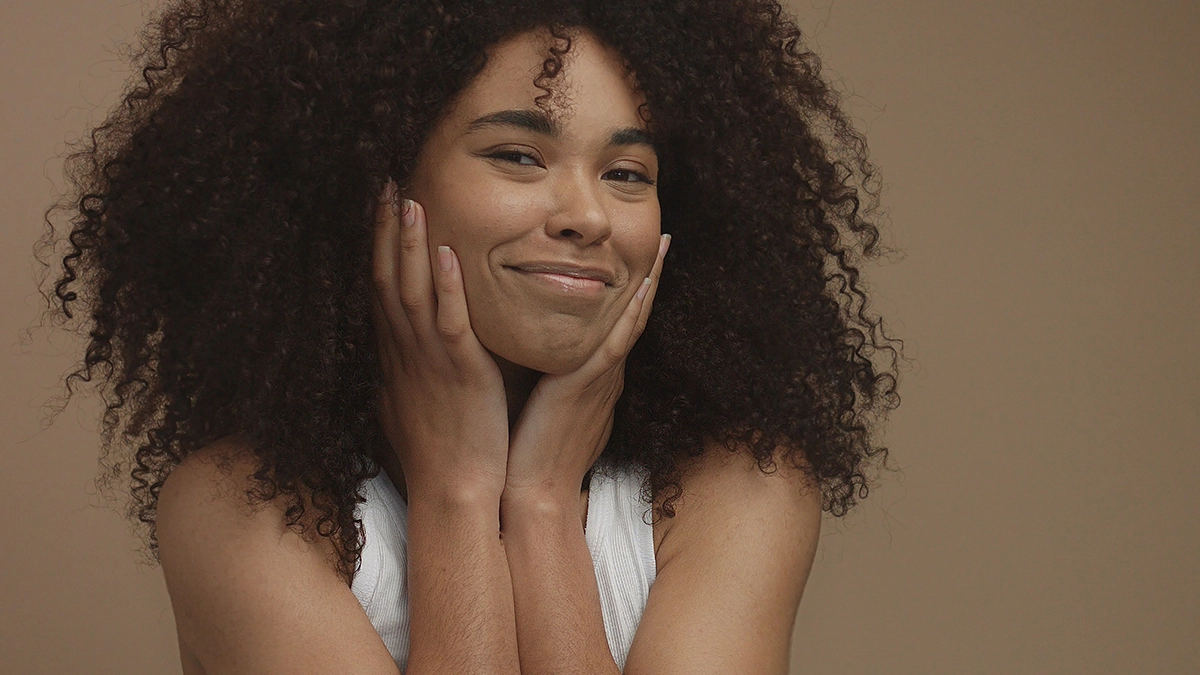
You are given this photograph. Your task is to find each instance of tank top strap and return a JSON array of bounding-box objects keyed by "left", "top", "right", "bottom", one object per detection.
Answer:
[{"left": 583, "top": 462, "right": 657, "bottom": 670}]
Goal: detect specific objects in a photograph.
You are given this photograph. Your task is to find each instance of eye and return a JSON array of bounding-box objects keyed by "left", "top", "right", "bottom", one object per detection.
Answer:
[
  {"left": 604, "top": 168, "right": 655, "bottom": 186},
  {"left": 488, "top": 150, "right": 541, "bottom": 166}
]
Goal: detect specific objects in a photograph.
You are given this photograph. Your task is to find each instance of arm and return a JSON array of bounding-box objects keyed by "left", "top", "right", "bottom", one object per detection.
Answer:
[
  {"left": 498, "top": 234, "right": 670, "bottom": 675},
  {"left": 499, "top": 443, "right": 822, "bottom": 675},
  {"left": 158, "top": 188, "right": 522, "bottom": 675},
  {"left": 404, "top": 484, "right": 518, "bottom": 675},
  {"left": 158, "top": 443, "right": 521, "bottom": 675},
  {"left": 624, "top": 445, "right": 823, "bottom": 674},
  {"left": 157, "top": 442, "right": 402, "bottom": 675},
  {"left": 371, "top": 188, "right": 520, "bottom": 674},
  {"left": 500, "top": 490, "right": 620, "bottom": 675}
]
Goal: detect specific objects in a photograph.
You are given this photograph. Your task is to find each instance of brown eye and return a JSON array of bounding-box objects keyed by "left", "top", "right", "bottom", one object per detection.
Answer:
[
  {"left": 489, "top": 150, "right": 541, "bottom": 166},
  {"left": 605, "top": 168, "right": 654, "bottom": 185}
]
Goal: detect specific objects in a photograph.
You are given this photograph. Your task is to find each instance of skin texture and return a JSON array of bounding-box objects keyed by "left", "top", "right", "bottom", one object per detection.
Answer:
[
  {"left": 44, "top": 2, "right": 903, "bottom": 669},
  {"left": 376, "top": 30, "right": 663, "bottom": 502},
  {"left": 405, "top": 30, "right": 661, "bottom": 379},
  {"left": 157, "top": 418, "right": 821, "bottom": 675},
  {"left": 366, "top": 35, "right": 676, "bottom": 673},
  {"left": 155, "top": 29, "right": 819, "bottom": 674}
]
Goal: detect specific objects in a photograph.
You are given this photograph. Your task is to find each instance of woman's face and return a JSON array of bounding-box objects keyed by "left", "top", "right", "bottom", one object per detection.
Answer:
[{"left": 403, "top": 28, "right": 661, "bottom": 375}]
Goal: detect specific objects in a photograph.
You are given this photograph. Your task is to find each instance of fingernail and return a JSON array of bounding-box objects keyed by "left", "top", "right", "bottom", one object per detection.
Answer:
[
  {"left": 437, "top": 245, "right": 453, "bottom": 272},
  {"left": 660, "top": 233, "right": 671, "bottom": 256},
  {"left": 636, "top": 276, "right": 651, "bottom": 300},
  {"left": 401, "top": 199, "right": 416, "bottom": 227}
]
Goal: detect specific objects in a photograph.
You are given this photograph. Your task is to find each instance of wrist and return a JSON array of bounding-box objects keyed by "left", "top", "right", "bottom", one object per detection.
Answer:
[
  {"left": 500, "top": 484, "right": 578, "bottom": 522},
  {"left": 408, "top": 477, "right": 503, "bottom": 519}
]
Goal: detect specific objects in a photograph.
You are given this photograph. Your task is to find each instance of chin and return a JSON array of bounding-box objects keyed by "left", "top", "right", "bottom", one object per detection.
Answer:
[
  {"left": 482, "top": 327, "right": 598, "bottom": 376},
  {"left": 500, "top": 344, "right": 591, "bottom": 376},
  {"left": 473, "top": 307, "right": 613, "bottom": 376}
]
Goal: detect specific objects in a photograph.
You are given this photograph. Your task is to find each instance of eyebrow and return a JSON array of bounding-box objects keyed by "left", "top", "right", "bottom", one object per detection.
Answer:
[{"left": 463, "top": 108, "right": 657, "bottom": 154}]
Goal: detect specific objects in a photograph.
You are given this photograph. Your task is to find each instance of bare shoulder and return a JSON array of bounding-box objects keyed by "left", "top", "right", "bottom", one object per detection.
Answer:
[
  {"left": 160, "top": 438, "right": 305, "bottom": 533},
  {"left": 652, "top": 440, "right": 821, "bottom": 568},
  {"left": 158, "top": 437, "right": 269, "bottom": 531},
  {"left": 157, "top": 437, "right": 397, "bottom": 674},
  {"left": 158, "top": 437, "right": 339, "bottom": 570},
  {"left": 630, "top": 441, "right": 823, "bottom": 675}
]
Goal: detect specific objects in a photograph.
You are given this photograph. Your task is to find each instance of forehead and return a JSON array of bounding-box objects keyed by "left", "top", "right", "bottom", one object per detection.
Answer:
[{"left": 445, "top": 29, "right": 648, "bottom": 137}]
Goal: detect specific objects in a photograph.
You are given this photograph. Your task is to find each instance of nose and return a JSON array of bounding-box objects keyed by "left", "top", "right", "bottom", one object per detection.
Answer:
[{"left": 544, "top": 166, "right": 612, "bottom": 247}]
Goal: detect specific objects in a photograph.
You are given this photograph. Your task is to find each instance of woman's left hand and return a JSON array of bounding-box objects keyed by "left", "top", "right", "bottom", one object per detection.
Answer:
[{"left": 502, "top": 234, "right": 670, "bottom": 507}]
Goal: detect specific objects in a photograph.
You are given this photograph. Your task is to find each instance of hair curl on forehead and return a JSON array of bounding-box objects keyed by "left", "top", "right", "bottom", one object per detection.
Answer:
[{"left": 40, "top": 0, "right": 903, "bottom": 582}]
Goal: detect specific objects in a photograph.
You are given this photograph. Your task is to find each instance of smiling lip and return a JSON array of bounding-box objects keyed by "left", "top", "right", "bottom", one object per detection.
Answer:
[
  {"left": 505, "top": 263, "right": 614, "bottom": 297},
  {"left": 505, "top": 263, "right": 615, "bottom": 285}
]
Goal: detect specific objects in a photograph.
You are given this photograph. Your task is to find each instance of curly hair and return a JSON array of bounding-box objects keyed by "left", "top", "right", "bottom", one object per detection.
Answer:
[{"left": 41, "top": 0, "right": 902, "bottom": 582}]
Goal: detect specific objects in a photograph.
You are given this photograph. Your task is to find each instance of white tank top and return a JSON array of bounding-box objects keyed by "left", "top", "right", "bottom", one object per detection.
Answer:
[{"left": 350, "top": 463, "right": 658, "bottom": 672}]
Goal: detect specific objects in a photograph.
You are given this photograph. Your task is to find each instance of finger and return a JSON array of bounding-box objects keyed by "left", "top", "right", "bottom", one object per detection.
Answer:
[
  {"left": 394, "top": 199, "right": 438, "bottom": 338},
  {"left": 371, "top": 181, "right": 417, "bottom": 340},
  {"left": 609, "top": 232, "right": 669, "bottom": 359},
  {"left": 625, "top": 233, "right": 671, "bottom": 352},
  {"left": 370, "top": 291, "right": 405, "bottom": 372},
  {"left": 584, "top": 233, "right": 671, "bottom": 376},
  {"left": 431, "top": 245, "right": 487, "bottom": 362}
]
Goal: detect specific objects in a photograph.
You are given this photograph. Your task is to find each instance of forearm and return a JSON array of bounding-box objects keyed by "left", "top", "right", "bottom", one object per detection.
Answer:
[
  {"left": 500, "top": 492, "right": 622, "bottom": 675},
  {"left": 405, "top": 485, "right": 520, "bottom": 675}
]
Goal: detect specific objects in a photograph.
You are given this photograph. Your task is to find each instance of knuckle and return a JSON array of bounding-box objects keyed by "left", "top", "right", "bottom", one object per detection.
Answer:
[
  {"left": 371, "top": 274, "right": 389, "bottom": 294},
  {"left": 373, "top": 204, "right": 392, "bottom": 227},
  {"left": 398, "top": 293, "right": 426, "bottom": 315},
  {"left": 372, "top": 202, "right": 389, "bottom": 225},
  {"left": 436, "top": 319, "right": 467, "bottom": 343},
  {"left": 600, "top": 343, "right": 625, "bottom": 364},
  {"left": 632, "top": 319, "right": 649, "bottom": 339},
  {"left": 398, "top": 235, "right": 423, "bottom": 254}
]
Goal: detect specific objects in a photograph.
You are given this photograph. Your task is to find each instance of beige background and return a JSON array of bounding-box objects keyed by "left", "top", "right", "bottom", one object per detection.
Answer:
[{"left": 3, "top": 1, "right": 1197, "bottom": 673}]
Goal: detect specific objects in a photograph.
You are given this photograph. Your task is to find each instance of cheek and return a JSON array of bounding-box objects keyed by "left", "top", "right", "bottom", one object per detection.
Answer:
[
  {"left": 420, "top": 203, "right": 494, "bottom": 285},
  {"left": 425, "top": 175, "right": 546, "bottom": 249},
  {"left": 625, "top": 210, "right": 663, "bottom": 280}
]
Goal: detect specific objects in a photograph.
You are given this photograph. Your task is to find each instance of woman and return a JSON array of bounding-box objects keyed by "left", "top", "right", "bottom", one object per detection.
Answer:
[{"left": 45, "top": 0, "right": 900, "bottom": 672}]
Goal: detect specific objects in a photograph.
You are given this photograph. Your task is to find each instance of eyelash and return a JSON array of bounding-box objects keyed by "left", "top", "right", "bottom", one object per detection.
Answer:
[{"left": 488, "top": 150, "right": 655, "bottom": 186}]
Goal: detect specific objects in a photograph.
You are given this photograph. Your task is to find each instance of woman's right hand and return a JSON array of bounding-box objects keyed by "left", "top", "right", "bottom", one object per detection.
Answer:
[{"left": 370, "top": 181, "right": 510, "bottom": 502}]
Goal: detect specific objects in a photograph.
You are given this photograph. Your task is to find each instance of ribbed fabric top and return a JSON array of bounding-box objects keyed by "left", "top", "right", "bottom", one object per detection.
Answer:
[{"left": 350, "top": 463, "right": 658, "bottom": 672}]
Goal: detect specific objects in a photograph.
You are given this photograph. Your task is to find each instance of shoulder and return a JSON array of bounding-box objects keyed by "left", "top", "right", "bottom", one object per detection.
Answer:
[
  {"left": 157, "top": 438, "right": 257, "bottom": 552},
  {"left": 158, "top": 436, "right": 258, "bottom": 524},
  {"left": 653, "top": 439, "right": 822, "bottom": 569},
  {"left": 630, "top": 440, "right": 823, "bottom": 674},
  {"left": 157, "top": 436, "right": 344, "bottom": 587},
  {"left": 157, "top": 438, "right": 394, "bottom": 673},
  {"left": 158, "top": 437, "right": 338, "bottom": 562}
]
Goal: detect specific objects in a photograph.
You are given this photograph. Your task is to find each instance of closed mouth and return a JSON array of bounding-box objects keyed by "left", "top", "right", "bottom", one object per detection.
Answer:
[{"left": 504, "top": 263, "right": 615, "bottom": 286}]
